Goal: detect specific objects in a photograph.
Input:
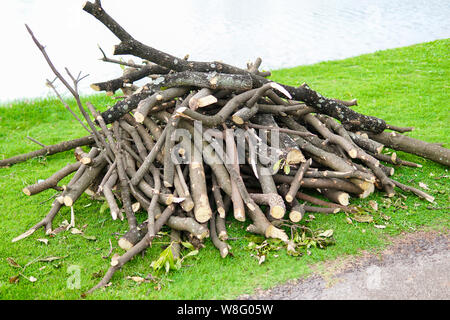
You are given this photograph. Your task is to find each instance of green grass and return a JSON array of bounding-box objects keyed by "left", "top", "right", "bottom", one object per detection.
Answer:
[{"left": 0, "top": 39, "right": 449, "bottom": 300}]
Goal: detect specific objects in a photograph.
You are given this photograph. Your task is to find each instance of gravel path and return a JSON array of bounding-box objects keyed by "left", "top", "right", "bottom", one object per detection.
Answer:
[{"left": 241, "top": 230, "right": 449, "bottom": 300}]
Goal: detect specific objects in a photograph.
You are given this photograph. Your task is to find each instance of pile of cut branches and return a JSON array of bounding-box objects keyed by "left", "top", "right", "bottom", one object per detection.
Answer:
[{"left": 3, "top": 1, "right": 449, "bottom": 295}]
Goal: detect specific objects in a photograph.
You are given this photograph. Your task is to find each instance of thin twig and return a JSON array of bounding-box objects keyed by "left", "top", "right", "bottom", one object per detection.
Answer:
[
  {"left": 45, "top": 79, "right": 91, "bottom": 133},
  {"left": 26, "top": 136, "right": 46, "bottom": 148}
]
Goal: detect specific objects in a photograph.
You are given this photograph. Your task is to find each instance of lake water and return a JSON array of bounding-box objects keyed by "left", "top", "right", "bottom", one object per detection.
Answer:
[{"left": 1, "top": 0, "right": 449, "bottom": 102}]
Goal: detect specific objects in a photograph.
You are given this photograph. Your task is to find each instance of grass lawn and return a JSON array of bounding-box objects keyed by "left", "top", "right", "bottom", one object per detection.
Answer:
[{"left": 0, "top": 39, "right": 449, "bottom": 300}]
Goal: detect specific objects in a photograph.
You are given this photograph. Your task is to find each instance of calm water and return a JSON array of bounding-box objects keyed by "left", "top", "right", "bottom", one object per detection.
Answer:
[{"left": 1, "top": 0, "right": 449, "bottom": 102}]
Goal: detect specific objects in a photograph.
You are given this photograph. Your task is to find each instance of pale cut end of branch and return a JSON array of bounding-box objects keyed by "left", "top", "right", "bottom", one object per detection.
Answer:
[
  {"left": 218, "top": 231, "right": 228, "bottom": 241},
  {"left": 134, "top": 112, "right": 145, "bottom": 123},
  {"left": 56, "top": 195, "right": 65, "bottom": 204},
  {"left": 218, "top": 207, "right": 225, "bottom": 219},
  {"left": 350, "top": 179, "right": 374, "bottom": 198},
  {"left": 285, "top": 194, "right": 294, "bottom": 203},
  {"left": 231, "top": 115, "right": 245, "bottom": 125},
  {"left": 348, "top": 149, "right": 358, "bottom": 159},
  {"left": 110, "top": 254, "right": 120, "bottom": 266},
  {"left": 110, "top": 210, "right": 118, "bottom": 220},
  {"left": 90, "top": 84, "right": 101, "bottom": 91},
  {"left": 182, "top": 200, "right": 195, "bottom": 212},
  {"left": 388, "top": 167, "right": 395, "bottom": 176},
  {"left": 391, "top": 152, "right": 397, "bottom": 163},
  {"left": 337, "top": 193, "right": 350, "bottom": 206},
  {"left": 196, "top": 95, "right": 218, "bottom": 108},
  {"left": 286, "top": 149, "right": 305, "bottom": 165},
  {"left": 22, "top": 188, "right": 31, "bottom": 196},
  {"left": 164, "top": 194, "right": 174, "bottom": 205},
  {"left": 63, "top": 196, "right": 74, "bottom": 207},
  {"left": 265, "top": 225, "right": 288, "bottom": 242},
  {"left": 132, "top": 202, "right": 140, "bottom": 213},
  {"left": 194, "top": 206, "right": 213, "bottom": 223},
  {"left": 289, "top": 210, "right": 303, "bottom": 223},
  {"left": 196, "top": 229, "right": 210, "bottom": 240},
  {"left": 220, "top": 246, "right": 229, "bottom": 258},
  {"left": 351, "top": 179, "right": 373, "bottom": 192},
  {"left": 12, "top": 228, "right": 36, "bottom": 243},
  {"left": 358, "top": 184, "right": 375, "bottom": 198},
  {"left": 270, "top": 205, "right": 285, "bottom": 219},
  {"left": 118, "top": 238, "right": 134, "bottom": 251},
  {"left": 80, "top": 157, "right": 92, "bottom": 165},
  {"left": 233, "top": 208, "right": 246, "bottom": 222}
]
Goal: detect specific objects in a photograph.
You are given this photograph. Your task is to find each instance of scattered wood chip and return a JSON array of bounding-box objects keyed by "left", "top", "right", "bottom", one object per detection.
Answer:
[
  {"left": 318, "top": 229, "right": 334, "bottom": 238},
  {"left": 419, "top": 182, "right": 429, "bottom": 190},
  {"left": 127, "top": 276, "right": 146, "bottom": 283},
  {"left": 352, "top": 214, "right": 374, "bottom": 223},
  {"left": 258, "top": 255, "right": 266, "bottom": 265},
  {"left": 368, "top": 200, "right": 378, "bottom": 211},
  {"left": 70, "top": 228, "right": 83, "bottom": 235},
  {"left": 37, "top": 238, "right": 48, "bottom": 245},
  {"left": 38, "top": 255, "right": 68, "bottom": 262}
]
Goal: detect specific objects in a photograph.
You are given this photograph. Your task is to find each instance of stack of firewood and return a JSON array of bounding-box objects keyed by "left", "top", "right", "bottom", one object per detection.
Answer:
[{"left": 3, "top": 1, "right": 448, "bottom": 295}]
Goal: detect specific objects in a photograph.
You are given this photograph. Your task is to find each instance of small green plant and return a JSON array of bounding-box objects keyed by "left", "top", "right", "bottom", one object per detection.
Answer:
[
  {"left": 150, "top": 241, "right": 199, "bottom": 274},
  {"left": 272, "top": 158, "right": 291, "bottom": 175},
  {"left": 246, "top": 223, "right": 336, "bottom": 263}
]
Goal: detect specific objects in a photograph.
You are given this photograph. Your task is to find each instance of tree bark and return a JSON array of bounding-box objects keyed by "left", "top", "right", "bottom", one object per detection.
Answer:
[
  {"left": 0, "top": 135, "right": 95, "bottom": 167},
  {"left": 368, "top": 131, "right": 450, "bottom": 167}
]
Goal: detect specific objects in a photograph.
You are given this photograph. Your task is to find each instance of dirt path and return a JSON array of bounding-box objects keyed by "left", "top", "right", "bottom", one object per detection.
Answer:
[{"left": 241, "top": 230, "right": 449, "bottom": 300}]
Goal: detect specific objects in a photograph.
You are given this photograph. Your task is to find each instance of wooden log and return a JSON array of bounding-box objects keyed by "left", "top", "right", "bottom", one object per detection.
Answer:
[
  {"left": 134, "top": 87, "right": 189, "bottom": 123},
  {"left": 211, "top": 174, "right": 226, "bottom": 218},
  {"left": 318, "top": 188, "right": 350, "bottom": 206},
  {"left": 216, "top": 195, "right": 231, "bottom": 241},
  {"left": 285, "top": 158, "right": 312, "bottom": 202},
  {"left": 62, "top": 153, "right": 107, "bottom": 207},
  {"left": 249, "top": 193, "right": 286, "bottom": 220},
  {"left": 189, "top": 88, "right": 217, "bottom": 110},
  {"left": 90, "top": 63, "right": 169, "bottom": 94},
  {"left": 0, "top": 135, "right": 95, "bottom": 167},
  {"left": 256, "top": 163, "right": 286, "bottom": 219},
  {"left": 368, "top": 131, "right": 450, "bottom": 167},
  {"left": 253, "top": 113, "right": 305, "bottom": 164},
  {"left": 23, "top": 162, "right": 81, "bottom": 196},
  {"left": 102, "top": 172, "right": 121, "bottom": 220},
  {"left": 273, "top": 175, "right": 364, "bottom": 195},
  {"left": 277, "top": 184, "right": 304, "bottom": 223},
  {"left": 210, "top": 211, "right": 231, "bottom": 258},
  {"left": 159, "top": 71, "right": 253, "bottom": 91},
  {"left": 189, "top": 141, "right": 213, "bottom": 223},
  {"left": 224, "top": 127, "right": 246, "bottom": 221}
]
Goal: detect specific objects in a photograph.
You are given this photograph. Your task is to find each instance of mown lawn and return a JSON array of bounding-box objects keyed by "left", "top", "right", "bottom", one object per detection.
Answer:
[{"left": 0, "top": 39, "right": 448, "bottom": 299}]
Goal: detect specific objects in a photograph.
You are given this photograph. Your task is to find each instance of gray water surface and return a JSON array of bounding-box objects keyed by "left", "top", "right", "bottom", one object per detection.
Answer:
[{"left": 1, "top": 0, "right": 449, "bottom": 102}]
